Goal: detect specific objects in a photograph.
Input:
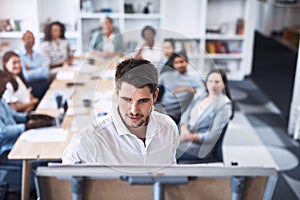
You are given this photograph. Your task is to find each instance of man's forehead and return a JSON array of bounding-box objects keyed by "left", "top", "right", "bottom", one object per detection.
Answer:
[{"left": 119, "top": 82, "right": 151, "bottom": 96}]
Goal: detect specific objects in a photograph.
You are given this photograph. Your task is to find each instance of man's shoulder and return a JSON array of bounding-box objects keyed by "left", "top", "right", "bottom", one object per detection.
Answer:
[
  {"left": 152, "top": 111, "right": 177, "bottom": 127},
  {"left": 159, "top": 71, "right": 176, "bottom": 80},
  {"left": 77, "top": 114, "right": 113, "bottom": 135}
]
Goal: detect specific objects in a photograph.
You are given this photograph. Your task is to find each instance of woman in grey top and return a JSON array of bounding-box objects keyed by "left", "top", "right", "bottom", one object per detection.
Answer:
[{"left": 177, "top": 69, "right": 234, "bottom": 160}]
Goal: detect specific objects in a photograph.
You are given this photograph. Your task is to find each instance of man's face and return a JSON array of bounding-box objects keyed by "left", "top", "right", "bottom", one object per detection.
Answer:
[
  {"left": 173, "top": 56, "right": 188, "bottom": 74},
  {"left": 23, "top": 32, "right": 35, "bottom": 49},
  {"left": 143, "top": 29, "right": 155, "bottom": 44},
  {"left": 103, "top": 19, "right": 113, "bottom": 34},
  {"left": 117, "top": 82, "right": 158, "bottom": 129}
]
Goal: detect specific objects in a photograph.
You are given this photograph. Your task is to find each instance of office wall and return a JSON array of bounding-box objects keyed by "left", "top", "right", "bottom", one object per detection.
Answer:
[{"left": 288, "top": 38, "right": 300, "bottom": 135}]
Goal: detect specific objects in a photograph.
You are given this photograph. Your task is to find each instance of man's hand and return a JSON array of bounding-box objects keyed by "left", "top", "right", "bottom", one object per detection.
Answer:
[
  {"left": 28, "top": 114, "right": 54, "bottom": 121},
  {"left": 25, "top": 119, "right": 55, "bottom": 130}
]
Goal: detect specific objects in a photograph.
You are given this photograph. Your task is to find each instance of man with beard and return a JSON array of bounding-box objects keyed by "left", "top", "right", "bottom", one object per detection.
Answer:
[
  {"left": 63, "top": 58, "right": 179, "bottom": 165},
  {"left": 156, "top": 51, "right": 202, "bottom": 124}
]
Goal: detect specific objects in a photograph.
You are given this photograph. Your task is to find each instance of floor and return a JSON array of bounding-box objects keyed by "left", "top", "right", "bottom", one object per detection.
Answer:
[
  {"left": 229, "top": 78, "right": 300, "bottom": 199},
  {"left": 228, "top": 32, "right": 300, "bottom": 199}
]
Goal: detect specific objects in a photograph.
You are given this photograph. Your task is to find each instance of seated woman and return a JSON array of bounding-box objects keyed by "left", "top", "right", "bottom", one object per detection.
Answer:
[
  {"left": 2, "top": 51, "right": 39, "bottom": 112},
  {"left": 40, "top": 21, "right": 73, "bottom": 69},
  {"left": 177, "top": 69, "right": 234, "bottom": 161},
  {"left": 0, "top": 70, "right": 54, "bottom": 163}
]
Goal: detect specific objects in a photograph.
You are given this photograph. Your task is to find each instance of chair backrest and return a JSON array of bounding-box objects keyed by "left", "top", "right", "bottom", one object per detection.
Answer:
[
  {"left": 211, "top": 123, "right": 229, "bottom": 162},
  {"left": 177, "top": 123, "right": 229, "bottom": 164}
]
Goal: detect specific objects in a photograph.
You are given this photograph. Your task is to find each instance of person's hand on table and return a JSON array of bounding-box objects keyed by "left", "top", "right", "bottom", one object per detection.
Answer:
[
  {"left": 25, "top": 119, "right": 55, "bottom": 130},
  {"left": 27, "top": 113, "right": 54, "bottom": 121}
]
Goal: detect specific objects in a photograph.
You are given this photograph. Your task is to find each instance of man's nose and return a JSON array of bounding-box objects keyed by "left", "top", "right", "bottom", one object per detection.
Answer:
[{"left": 129, "top": 102, "right": 139, "bottom": 115}]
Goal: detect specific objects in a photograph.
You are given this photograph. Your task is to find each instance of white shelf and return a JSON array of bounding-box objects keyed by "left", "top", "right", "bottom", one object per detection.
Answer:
[
  {"left": 124, "top": 13, "right": 162, "bottom": 19},
  {"left": 80, "top": 12, "right": 121, "bottom": 19},
  {"left": 227, "top": 72, "right": 244, "bottom": 81},
  {"left": 205, "top": 54, "right": 243, "bottom": 59},
  {"left": 187, "top": 54, "right": 201, "bottom": 59},
  {"left": 205, "top": 34, "right": 244, "bottom": 40},
  {"left": 0, "top": 32, "right": 23, "bottom": 38}
]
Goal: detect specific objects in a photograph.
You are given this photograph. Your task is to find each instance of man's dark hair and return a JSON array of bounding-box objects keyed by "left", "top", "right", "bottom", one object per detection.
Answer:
[
  {"left": 164, "top": 38, "right": 175, "bottom": 50},
  {"left": 141, "top": 26, "right": 156, "bottom": 39},
  {"left": 115, "top": 58, "right": 158, "bottom": 93},
  {"left": 173, "top": 50, "right": 189, "bottom": 62}
]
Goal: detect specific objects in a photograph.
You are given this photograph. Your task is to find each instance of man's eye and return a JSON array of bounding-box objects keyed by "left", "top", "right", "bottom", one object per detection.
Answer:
[
  {"left": 140, "top": 99, "right": 149, "bottom": 103},
  {"left": 122, "top": 98, "right": 131, "bottom": 102}
]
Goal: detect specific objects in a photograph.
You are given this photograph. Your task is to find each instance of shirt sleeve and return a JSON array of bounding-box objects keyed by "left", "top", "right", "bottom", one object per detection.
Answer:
[
  {"left": 21, "top": 54, "right": 49, "bottom": 81},
  {"left": 3, "top": 83, "right": 18, "bottom": 103},
  {"left": 12, "top": 110, "right": 28, "bottom": 123},
  {"left": 0, "top": 119, "right": 25, "bottom": 138},
  {"left": 88, "top": 31, "right": 101, "bottom": 51},
  {"left": 172, "top": 123, "right": 180, "bottom": 164},
  {"left": 62, "top": 134, "right": 87, "bottom": 164},
  {"left": 40, "top": 42, "right": 51, "bottom": 66},
  {"left": 115, "top": 33, "right": 126, "bottom": 53},
  {"left": 197, "top": 102, "right": 231, "bottom": 158},
  {"left": 180, "top": 97, "right": 196, "bottom": 127}
]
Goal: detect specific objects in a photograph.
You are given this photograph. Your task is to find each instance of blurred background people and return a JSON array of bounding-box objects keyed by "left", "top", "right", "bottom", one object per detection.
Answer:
[
  {"left": 41, "top": 21, "right": 73, "bottom": 69},
  {"left": 17, "top": 31, "right": 50, "bottom": 99},
  {"left": 2, "top": 51, "right": 39, "bottom": 112},
  {"left": 88, "top": 16, "right": 125, "bottom": 58}
]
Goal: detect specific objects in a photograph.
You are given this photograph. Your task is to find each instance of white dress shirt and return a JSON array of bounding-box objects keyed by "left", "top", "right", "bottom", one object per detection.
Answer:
[
  {"left": 3, "top": 76, "right": 31, "bottom": 104},
  {"left": 62, "top": 109, "right": 179, "bottom": 165}
]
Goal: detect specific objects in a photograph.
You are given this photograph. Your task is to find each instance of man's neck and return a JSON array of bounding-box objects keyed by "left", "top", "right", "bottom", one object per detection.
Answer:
[
  {"left": 25, "top": 47, "right": 33, "bottom": 56},
  {"left": 128, "top": 125, "right": 147, "bottom": 140}
]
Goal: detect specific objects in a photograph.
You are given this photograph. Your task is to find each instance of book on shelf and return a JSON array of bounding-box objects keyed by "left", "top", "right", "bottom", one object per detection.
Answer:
[
  {"left": 236, "top": 18, "right": 244, "bottom": 35},
  {"left": 206, "top": 41, "right": 228, "bottom": 54},
  {"left": 213, "top": 60, "right": 239, "bottom": 73},
  {"left": 0, "top": 19, "right": 22, "bottom": 32},
  {"left": 174, "top": 40, "right": 200, "bottom": 57},
  {"left": 81, "top": 0, "right": 96, "bottom": 13}
]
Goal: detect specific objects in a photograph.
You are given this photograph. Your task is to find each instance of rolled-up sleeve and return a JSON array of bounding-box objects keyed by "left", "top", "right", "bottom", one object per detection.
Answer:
[{"left": 0, "top": 120, "right": 25, "bottom": 138}]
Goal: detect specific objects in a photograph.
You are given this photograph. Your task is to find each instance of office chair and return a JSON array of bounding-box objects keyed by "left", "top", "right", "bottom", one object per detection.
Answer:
[
  {"left": 0, "top": 144, "right": 23, "bottom": 200},
  {"left": 177, "top": 124, "right": 229, "bottom": 164}
]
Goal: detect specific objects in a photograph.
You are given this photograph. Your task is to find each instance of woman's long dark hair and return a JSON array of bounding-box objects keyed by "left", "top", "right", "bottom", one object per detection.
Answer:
[
  {"left": 43, "top": 21, "right": 66, "bottom": 42},
  {"left": 206, "top": 69, "right": 235, "bottom": 119},
  {"left": 2, "top": 51, "right": 30, "bottom": 91}
]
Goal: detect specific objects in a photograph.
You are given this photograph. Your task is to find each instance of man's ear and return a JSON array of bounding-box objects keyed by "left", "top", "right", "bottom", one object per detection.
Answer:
[{"left": 153, "top": 88, "right": 159, "bottom": 103}]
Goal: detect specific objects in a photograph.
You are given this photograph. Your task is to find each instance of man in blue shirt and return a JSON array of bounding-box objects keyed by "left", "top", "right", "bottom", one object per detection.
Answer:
[
  {"left": 156, "top": 51, "right": 203, "bottom": 124},
  {"left": 18, "top": 31, "right": 50, "bottom": 99}
]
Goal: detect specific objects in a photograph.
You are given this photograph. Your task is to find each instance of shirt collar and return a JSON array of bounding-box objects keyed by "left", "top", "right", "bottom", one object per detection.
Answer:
[{"left": 19, "top": 47, "right": 36, "bottom": 56}]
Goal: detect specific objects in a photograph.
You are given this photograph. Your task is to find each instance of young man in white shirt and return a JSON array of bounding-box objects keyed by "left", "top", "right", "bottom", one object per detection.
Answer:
[{"left": 63, "top": 58, "right": 179, "bottom": 165}]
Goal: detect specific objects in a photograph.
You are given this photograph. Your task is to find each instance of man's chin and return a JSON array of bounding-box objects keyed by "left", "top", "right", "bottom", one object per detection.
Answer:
[{"left": 125, "top": 119, "right": 144, "bottom": 128}]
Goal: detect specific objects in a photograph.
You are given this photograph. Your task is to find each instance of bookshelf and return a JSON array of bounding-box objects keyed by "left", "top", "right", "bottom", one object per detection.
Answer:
[
  {"left": 78, "top": 0, "right": 164, "bottom": 52},
  {"left": 0, "top": 0, "right": 255, "bottom": 80},
  {"left": 164, "top": 0, "right": 255, "bottom": 80}
]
